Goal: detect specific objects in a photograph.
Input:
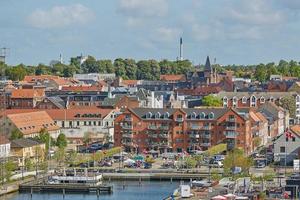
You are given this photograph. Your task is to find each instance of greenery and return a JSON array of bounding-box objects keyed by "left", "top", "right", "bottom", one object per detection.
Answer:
[
  {"left": 54, "top": 147, "right": 66, "bottom": 166},
  {"left": 279, "top": 96, "right": 296, "bottom": 118},
  {"left": 184, "top": 156, "right": 197, "bottom": 168},
  {"left": 202, "top": 95, "right": 222, "bottom": 107},
  {"left": 205, "top": 144, "right": 227, "bottom": 156},
  {"left": 253, "top": 137, "right": 262, "bottom": 148},
  {"left": 56, "top": 133, "right": 67, "bottom": 149},
  {"left": 223, "top": 148, "right": 253, "bottom": 176},
  {"left": 10, "top": 128, "right": 23, "bottom": 140},
  {"left": 25, "top": 158, "right": 34, "bottom": 171},
  {"left": 0, "top": 160, "right": 17, "bottom": 182},
  {"left": 83, "top": 132, "right": 92, "bottom": 145},
  {"left": 34, "top": 128, "right": 55, "bottom": 151}
]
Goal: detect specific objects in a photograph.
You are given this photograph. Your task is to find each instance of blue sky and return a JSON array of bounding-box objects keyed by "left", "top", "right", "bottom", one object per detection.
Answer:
[{"left": 1, "top": 0, "right": 300, "bottom": 66}]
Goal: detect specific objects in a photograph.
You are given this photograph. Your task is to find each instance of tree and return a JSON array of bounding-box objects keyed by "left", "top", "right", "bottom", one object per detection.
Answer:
[
  {"left": 66, "top": 150, "right": 78, "bottom": 166},
  {"left": 35, "top": 128, "right": 50, "bottom": 150},
  {"left": 25, "top": 158, "right": 34, "bottom": 171},
  {"left": 114, "top": 58, "right": 127, "bottom": 79},
  {"left": 279, "top": 96, "right": 296, "bottom": 118},
  {"left": 184, "top": 157, "right": 197, "bottom": 168},
  {"left": 124, "top": 59, "right": 137, "bottom": 79},
  {"left": 83, "top": 132, "right": 91, "bottom": 146},
  {"left": 202, "top": 95, "right": 222, "bottom": 107},
  {"left": 6, "top": 64, "right": 28, "bottom": 81},
  {"left": 223, "top": 148, "right": 253, "bottom": 176},
  {"left": 81, "top": 56, "right": 98, "bottom": 73},
  {"left": 253, "top": 137, "right": 262, "bottom": 149},
  {"left": 254, "top": 64, "right": 267, "bottom": 82},
  {"left": 56, "top": 133, "right": 67, "bottom": 149},
  {"left": 10, "top": 128, "right": 23, "bottom": 140},
  {"left": 54, "top": 147, "right": 66, "bottom": 166},
  {"left": 3, "top": 160, "right": 16, "bottom": 181}
]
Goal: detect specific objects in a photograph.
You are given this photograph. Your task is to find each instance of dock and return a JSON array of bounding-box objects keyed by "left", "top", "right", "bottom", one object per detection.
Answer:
[{"left": 19, "top": 183, "right": 113, "bottom": 194}]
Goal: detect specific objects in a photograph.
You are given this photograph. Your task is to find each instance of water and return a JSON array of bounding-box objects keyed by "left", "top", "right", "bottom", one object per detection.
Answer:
[{"left": 7, "top": 181, "right": 179, "bottom": 200}]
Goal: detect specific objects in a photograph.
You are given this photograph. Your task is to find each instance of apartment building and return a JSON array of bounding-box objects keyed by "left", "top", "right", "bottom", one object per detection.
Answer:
[
  {"left": 10, "top": 88, "right": 45, "bottom": 109},
  {"left": 114, "top": 107, "right": 260, "bottom": 155},
  {"left": 0, "top": 135, "right": 10, "bottom": 158}
]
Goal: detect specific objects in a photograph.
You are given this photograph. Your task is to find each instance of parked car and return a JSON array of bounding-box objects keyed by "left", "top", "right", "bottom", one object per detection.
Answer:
[{"left": 211, "top": 161, "right": 223, "bottom": 168}]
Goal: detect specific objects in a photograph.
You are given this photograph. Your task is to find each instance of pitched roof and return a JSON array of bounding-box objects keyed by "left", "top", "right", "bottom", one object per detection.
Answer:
[
  {"left": 160, "top": 75, "right": 185, "bottom": 81},
  {"left": 23, "top": 75, "right": 60, "bottom": 82},
  {"left": 0, "top": 135, "right": 10, "bottom": 145},
  {"left": 204, "top": 56, "right": 212, "bottom": 71},
  {"left": 11, "top": 88, "right": 45, "bottom": 99},
  {"left": 46, "top": 96, "right": 65, "bottom": 109},
  {"left": 217, "top": 91, "right": 297, "bottom": 99},
  {"left": 61, "top": 85, "right": 102, "bottom": 92},
  {"left": 291, "top": 125, "right": 300, "bottom": 136},
  {"left": 122, "top": 80, "right": 139, "bottom": 85},
  {"left": 45, "top": 109, "right": 112, "bottom": 120},
  {"left": 7, "top": 111, "right": 59, "bottom": 135},
  {"left": 11, "top": 138, "right": 43, "bottom": 148}
]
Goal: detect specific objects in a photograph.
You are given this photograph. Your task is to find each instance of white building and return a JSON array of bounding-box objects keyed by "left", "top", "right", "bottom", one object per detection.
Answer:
[
  {"left": 0, "top": 135, "right": 10, "bottom": 158},
  {"left": 74, "top": 73, "right": 115, "bottom": 82}
]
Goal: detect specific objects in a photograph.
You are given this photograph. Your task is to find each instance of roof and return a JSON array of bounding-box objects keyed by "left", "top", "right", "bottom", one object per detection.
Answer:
[
  {"left": 160, "top": 75, "right": 185, "bottom": 82},
  {"left": 204, "top": 56, "right": 212, "bottom": 71},
  {"left": 45, "top": 96, "right": 65, "bottom": 109},
  {"left": 217, "top": 91, "right": 297, "bottom": 99},
  {"left": 11, "top": 138, "right": 43, "bottom": 148},
  {"left": 23, "top": 75, "right": 60, "bottom": 82},
  {"left": 7, "top": 111, "right": 59, "bottom": 135},
  {"left": 0, "top": 135, "right": 10, "bottom": 145},
  {"left": 130, "top": 107, "right": 230, "bottom": 120},
  {"left": 11, "top": 88, "right": 45, "bottom": 99},
  {"left": 61, "top": 85, "right": 102, "bottom": 92},
  {"left": 122, "top": 80, "right": 139, "bottom": 85},
  {"left": 291, "top": 125, "right": 300, "bottom": 136},
  {"left": 45, "top": 109, "right": 112, "bottom": 120}
]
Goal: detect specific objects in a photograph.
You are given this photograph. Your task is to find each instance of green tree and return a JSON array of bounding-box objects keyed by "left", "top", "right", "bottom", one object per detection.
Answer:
[
  {"left": 4, "top": 160, "right": 16, "bottom": 181},
  {"left": 56, "top": 133, "right": 67, "bottom": 149},
  {"left": 83, "top": 132, "right": 91, "bottom": 146},
  {"left": 81, "top": 56, "right": 98, "bottom": 73},
  {"left": 124, "top": 59, "right": 137, "bottom": 79},
  {"left": 10, "top": 128, "right": 23, "bottom": 140},
  {"left": 114, "top": 58, "right": 127, "bottom": 79},
  {"left": 98, "top": 59, "right": 114, "bottom": 73},
  {"left": 253, "top": 137, "right": 262, "bottom": 149},
  {"left": 6, "top": 64, "right": 28, "bottom": 81},
  {"left": 25, "top": 158, "right": 34, "bottom": 171},
  {"left": 202, "top": 95, "right": 222, "bottom": 107},
  {"left": 35, "top": 63, "right": 52, "bottom": 75},
  {"left": 254, "top": 64, "right": 267, "bottom": 82},
  {"left": 54, "top": 147, "right": 66, "bottom": 167},
  {"left": 184, "top": 157, "right": 197, "bottom": 168},
  {"left": 223, "top": 148, "right": 253, "bottom": 176},
  {"left": 279, "top": 96, "right": 296, "bottom": 118},
  {"left": 159, "top": 59, "right": 174, "bottom": 74},
  {"left": 63, "top": 65, "right": 77, "bottom": 77},
  {"left": 65, "top": 150, "right": 78, "bottom": 166}
]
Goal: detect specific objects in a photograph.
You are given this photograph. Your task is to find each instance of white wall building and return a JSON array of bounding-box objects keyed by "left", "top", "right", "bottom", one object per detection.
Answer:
[{"left": 0, "top": 135, "right": 10, "bottom": 158}]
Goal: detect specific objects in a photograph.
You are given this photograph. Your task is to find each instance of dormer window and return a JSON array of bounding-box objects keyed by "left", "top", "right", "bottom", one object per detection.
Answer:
[
  {"left": 296, "top": 95, "right": 300, "bottom": 102},
  {"left": 209, "top": 112, "right": 214, "bottom": 119},
  {"left": 269, "top": 96, "right": 274, "bottom": 102},
  {"left": 233, "top": 97, "right": 237, "bottom": 107},
  {"left": 223, "top": 97, "right": 228, "bottom": 107},
  {"left": 260, "top": 97, "right": 265, "bottom": 104},
  {"left": 191, "top": 112, "right": 197, "bottom": 119},
  {"left": 250, "top": 95, "right": 256, "bottom": 107},
  {"left": 200, "top": 112, "right": 205, "bottom": 119},
  {"left": 163, "top": 112, "right": 170, "bottom": 119},
  {"left": 146, "top": 112, "right": 152, "bottom": 119},
  {"left": 242, "top": 96, "right": 247, "bottom": 104},
  {"left": 155, "top": 112, "right": 161, "bottom": 119}
]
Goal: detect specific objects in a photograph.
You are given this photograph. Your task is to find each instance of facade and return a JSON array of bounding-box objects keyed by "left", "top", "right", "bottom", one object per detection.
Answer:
[
  {"left": 0, "top": 135, "right": 10, "bottom": 158},
  {"left": 10, "top": 88, "right": 45, "bottom": 109},
  {"left": 10, "top": 138, "right": 45, "bottom": 167},
  {"left": 74, "top": 73, "right": 115, "bottom": 83},
  {"left": 114, "top": 107, "right": 257, "bottom": 154},
  {"left": 5, "top": 111, "right": 60, "bottom": 138}
]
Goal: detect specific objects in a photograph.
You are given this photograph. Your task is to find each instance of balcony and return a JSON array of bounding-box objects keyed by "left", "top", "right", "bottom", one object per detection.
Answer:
[
  {"left": 201, "top": 143, "right": 211, "bottom": 147},
  {"left": 159, "top": 134, "right": 168, "bottom": 138},
  {"left": 190, "top": 124, "right": 201, "bottom": 130},
  {"left": 201, "top": 126, "right": 211, "bottom": 130},
  {"left": 124, "top": 117, "right": 132, "bottom": 122},
  {"left": 227, "top": 118, "right": 236, "bottom": 122},
  {"left": 224, "top": 131, "right": 238, "bottom": 138},
  {"left": 122, "top": 133, "right": 133, "bottom": 138},
  {"left": 225, "top": 126, "right": 236, "bottom": 130},
  {"left": 175, "top": 118, "right": 184, "bottom": 122},
  {"left": 189, "top": 134, "right": 199, "bottom": 139},
  {"left": 201, "top": 134, "right": 211, "bottom": 139},
  {"left": 148, "top": 125, "right": 158, "bottom": 130},
  {"left": 160, "top": 125, "right": 169, "bottom": 130},
  {"left": 122, "top": 124, "right": 133, "bottom": 129}
]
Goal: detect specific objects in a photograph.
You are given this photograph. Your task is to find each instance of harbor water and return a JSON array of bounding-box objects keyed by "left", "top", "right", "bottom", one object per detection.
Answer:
[{"left": 7, "top": 181, "right": 180, "bottom": 200}]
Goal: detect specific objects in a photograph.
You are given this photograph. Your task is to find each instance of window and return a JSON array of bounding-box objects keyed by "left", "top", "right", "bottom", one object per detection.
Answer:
[
  {"left": 146, "top": 112, "right": 152, "bottom": 119},
  {"left": 164, "top": 112, "right": 170, "bottom": 119},
  {"left": 93, "top": 121, "right": 96, "bottom": 126},
  {"left": 280, "top": 146, "right": 285, "bottom": 153},
  {"left": 242, "top": 97, "right": 247, "bottom": 104},
  {"left": 223, "top": 97, "right": 228, "bottom": 107},
  {"left": 191, "top": 112, "right": 197, "bottom": 119},
  {"left": 209, "top": 112, "right": 214, "bottom": 119},
  {"left": 250, "top": 95, "right": 256, "bottom": 107},
  {"left": 77, "top": 121, "right": 80, "bottom": 126},
  {"left": 293, "top": 137, "right": 296, "bottom": 142},
  {"left": 233, "top": 97, "right": 237, "bottom": 107},
  {"left": 155, "top": 112, "right": 161, "bottom": 119},
  {"left": 200, "top": 112, "right": 205, "bottom": 119},
  {"left": 260, "top": 97, "right": 265, "bottom": 104}
]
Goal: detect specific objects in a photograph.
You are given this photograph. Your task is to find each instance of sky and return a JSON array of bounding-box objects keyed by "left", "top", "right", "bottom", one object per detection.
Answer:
[{"left": 1, "top": 0, "right": 300, "bottom": 66}]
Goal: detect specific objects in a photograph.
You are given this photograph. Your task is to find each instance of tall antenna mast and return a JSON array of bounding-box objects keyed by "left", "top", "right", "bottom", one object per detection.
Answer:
[{"left": 179, "top": 37, "right": 183, "bottom": 61}]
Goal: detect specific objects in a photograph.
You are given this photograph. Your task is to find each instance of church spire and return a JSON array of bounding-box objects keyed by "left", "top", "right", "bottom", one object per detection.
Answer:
[{"left": 204, "top": 56, "right": 212, "bottom": 72}]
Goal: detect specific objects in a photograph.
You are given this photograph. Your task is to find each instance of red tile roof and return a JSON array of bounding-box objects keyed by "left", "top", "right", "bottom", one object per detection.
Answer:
[
  {"left": 160, "top": 74, "right": 185, "bottom": 81},
  {"left": 7, "top": 111, "right": 59, "bottom": 135},
  {"left": 122, "top": 80, "right": 139, "bottom": 85},
  {"left": 61, "top": 85, "right": 102, "bottom": 92},
  {"left": 11, "top": 88, "right": 45, "bottom": 99}
]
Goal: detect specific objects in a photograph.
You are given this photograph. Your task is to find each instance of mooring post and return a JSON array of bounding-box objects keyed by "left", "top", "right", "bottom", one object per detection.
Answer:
[
  {"left": 123, "top": 181, "right": 125, "bottom": 189},
  {"left": 63, "top": 188, "right": 65, "bottom": 199},
  {"left": 109, "top": 176, "right": 111, "bottom": 183},
  {"left": 30, "top": 187, "right": 33, "bottom": 199},
  {"left": 139, "top": 177, "right": 141, "bottom": 186},
  {"left": 170, "top": 177, "right": 173, "bottom": 184},
  {"left": 97, "top": 189, "right": 99, "bottom": 198}
]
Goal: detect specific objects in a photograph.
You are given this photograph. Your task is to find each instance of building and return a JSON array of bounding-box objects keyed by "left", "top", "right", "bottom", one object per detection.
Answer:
[
  {"left": 0, "top": 135, "right": 10, "bottom": 158},
  {"left": 45, "top": 108, "right": 118, "bottom": 144},
  {"left": 5, "top": 111, "right": 60, "bottom": 138},
  {"left": 35, "top": 96, "right": 65, "bottom": 109},
  {"left": 160, "top": 75, "right": 186, "bottom": 83},
  {"left": 273, "top": 129, "right": 300, "bottom": 165},
  {"left": 114, "top": 107, "right": 258, "bottom": 154},
  {"left": 10, "top": 138, "right": 45, "bottom": 167},
  {"left": 10, "top": 88, "right": 45, "bottom": 109},
  {"left": 73, "top": 73, "right": 115, "bottom": 83}
]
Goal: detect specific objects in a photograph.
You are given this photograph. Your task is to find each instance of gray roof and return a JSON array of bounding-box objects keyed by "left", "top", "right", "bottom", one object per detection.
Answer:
[
  {"left": 47, "top": 96, "right": 65, "bottom": 109},
  {"left": 130, "top": 107, "right": 230, "bottom": 120},
  {"left": 216, "top": 91, "right": 297, "bottom": 99},
  {"left": 11, "top": 138, "right": 43, "bottom": 148},
  {"left": 204, "top": 56, "right": 212, "bottom": 72}
]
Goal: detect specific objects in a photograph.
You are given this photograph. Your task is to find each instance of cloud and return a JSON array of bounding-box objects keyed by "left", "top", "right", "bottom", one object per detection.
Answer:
[
  {"left": 27, "top": 4, "right": 94, "bottom": 29},
  {"left": 118, "top": 0, "right": 168, "bottom": 18},
  {"left": 154, "top": 27, "right": 182, "bottom": 43}
]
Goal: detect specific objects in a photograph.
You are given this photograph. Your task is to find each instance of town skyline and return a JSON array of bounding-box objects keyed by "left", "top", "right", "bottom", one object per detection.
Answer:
[{"left": 1, "top": 0, "right": 300, "bottom": 65}]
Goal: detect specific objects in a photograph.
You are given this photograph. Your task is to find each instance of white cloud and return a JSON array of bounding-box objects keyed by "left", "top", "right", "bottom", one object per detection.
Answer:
[
  {"left": 27, "top": 4, "right": 94, "bottom": 29},
  {"left": 118, "top": 0, "right": 168, "bottom": 18},
  {"left": 154, "top": 27, "right": 182, "bottom": 42}
]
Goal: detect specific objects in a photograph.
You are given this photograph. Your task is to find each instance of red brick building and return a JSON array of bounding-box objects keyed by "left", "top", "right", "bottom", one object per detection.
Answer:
[{"left": 114, "top": 107, "right": 257, "bottom": 154}]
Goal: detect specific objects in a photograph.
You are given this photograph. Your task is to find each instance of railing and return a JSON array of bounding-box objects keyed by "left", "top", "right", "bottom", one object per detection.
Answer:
[
  {"left": 160, "top": 126, "right": 169, "bottom": 130},
  {"left": 176, "top": 118, "right": 184, "bottom": 122},
  {"left": 190, "top": 125, "right": 201, "bottom": 130},
  {"left": 201, "top": 126, "right": 211, "bottom": 130},
  {"left": 201, "top": 143, "right": 211, "bottom": 147},
  {"left": 124, "top": 117, "right": 132, "bottom": 122},
  {"left": 227, "top": 118, "right": 235, "bottom": 122},
  {"left": 122, "top": 124, "right": 133, "bottom": 129},
  {"left": 225, "top": 126, "right": 236, "bottom": 130},
  {"left": 148, "top": 125, "right": 158, "bottom": 130},
  {"left": 122, "top": 133, "right": 133, "bottom": 138},
  {"left": 159, "top": 134, "right": 168, "bottom": 138},
  {"left": 224, "top": 131, "right": 238, "bottom": 138}
]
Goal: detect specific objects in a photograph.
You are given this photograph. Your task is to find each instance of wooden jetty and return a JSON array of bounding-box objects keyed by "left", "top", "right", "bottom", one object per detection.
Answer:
[{"left": 19, "top": 183, "right": 113, "bottom": 194}]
